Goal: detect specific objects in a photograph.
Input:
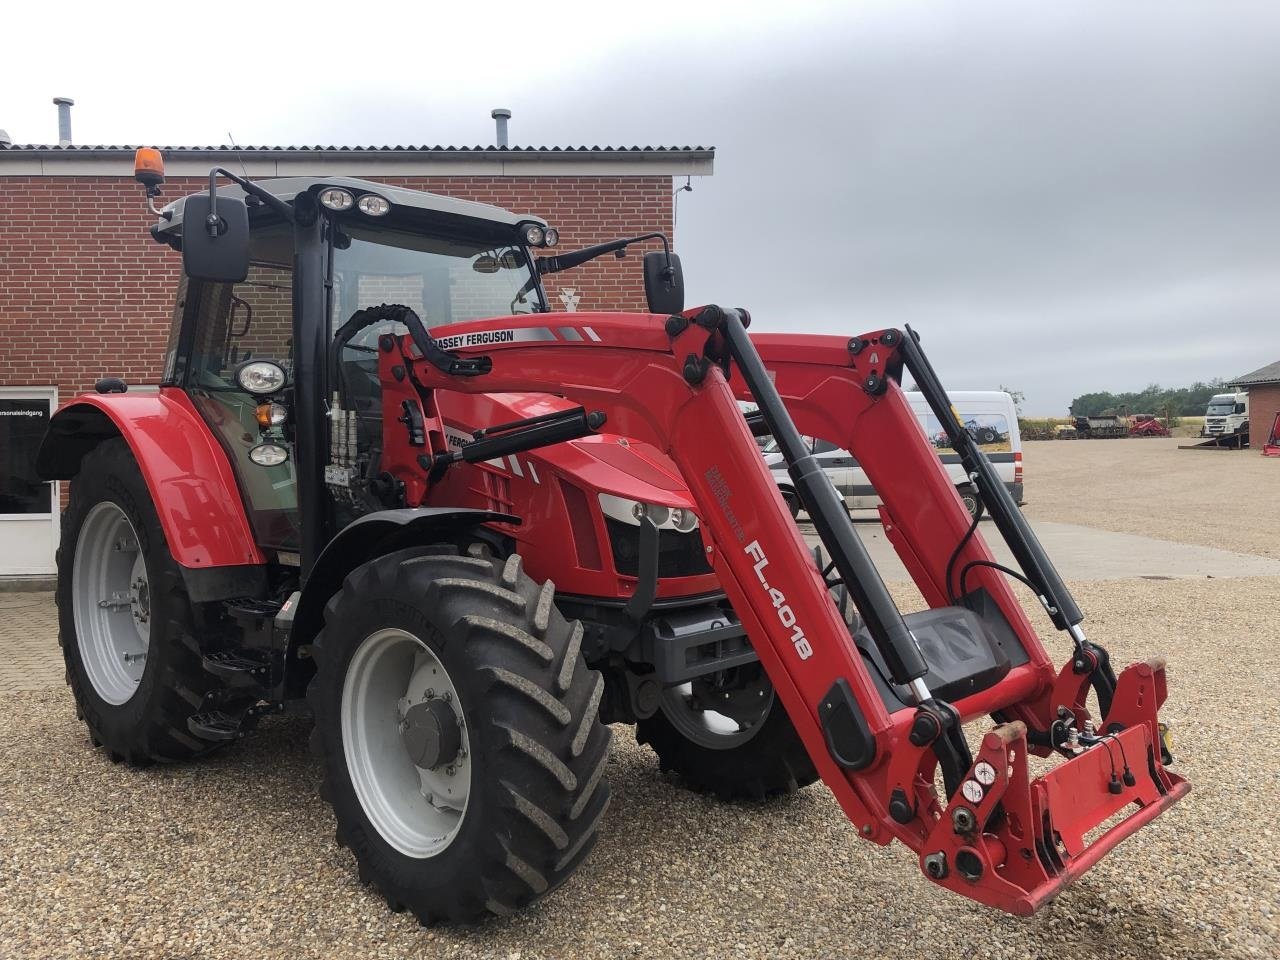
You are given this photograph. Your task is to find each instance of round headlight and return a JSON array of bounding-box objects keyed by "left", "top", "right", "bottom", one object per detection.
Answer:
[
  {"left": 319, "top": 188, "right": 354, "bottom": 211},
  {"left": 236, "top": 360, "right": 288, "bottom": 396},
  {"left": 357, "top": 193, "right": 390, "bottom": 217},
  {"left": 248, "top": 442, "right": 290, "bottom": 467},
  {"left": 647, "top": 504, "right": 672, "bottom": 526},
  {"left": 543, "top": 227, "right": 559, "bottom": 247},
  {"left": 671, "top": 508, "right": 699, "bottom": 533},
  {"left": 631, "top": 502, "right": 647, "bottom": 522},
  {"left": 522, "top": 223, "right": 545, "bottom": 246}
]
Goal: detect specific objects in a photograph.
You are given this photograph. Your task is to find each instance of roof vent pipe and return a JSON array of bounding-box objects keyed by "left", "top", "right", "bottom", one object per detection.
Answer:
[
  {"left": 491, "top": 108, "right": 511, "bottom": 148},
  {"left": 53, "top": 97, "right": 74, "bottom": 146}
]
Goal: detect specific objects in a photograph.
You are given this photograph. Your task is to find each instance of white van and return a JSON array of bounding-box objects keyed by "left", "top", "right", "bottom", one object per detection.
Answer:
[{"left": 763, "top": 391, "right": 1023, "bottom": 517}]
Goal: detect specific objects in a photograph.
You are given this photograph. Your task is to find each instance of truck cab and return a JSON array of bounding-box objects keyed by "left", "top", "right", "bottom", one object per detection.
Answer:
[{"left": 1203, "top": 391, "right": 1248, "bottom": 438}]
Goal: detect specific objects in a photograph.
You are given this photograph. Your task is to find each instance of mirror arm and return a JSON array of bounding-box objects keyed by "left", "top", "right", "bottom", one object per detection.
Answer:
[
  {"left": 205, "top": 167, "right": 296, "bottom": 236},
  {"left": 538, "top": 232, "right": 672, "bottom": 276}
]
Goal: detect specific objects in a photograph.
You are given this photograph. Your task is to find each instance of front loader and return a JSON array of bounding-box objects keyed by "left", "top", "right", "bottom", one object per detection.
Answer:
[{"left": 37, "top": 150, "right": 1186, "bottom": 924}]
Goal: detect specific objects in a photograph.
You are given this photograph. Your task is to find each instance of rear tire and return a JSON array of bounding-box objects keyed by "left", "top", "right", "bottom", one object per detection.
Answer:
[
  {"left": 57, "top": 438, "right": 226, "bottom": 764},
  {"left": 309, "top": 544, "right": 611, "bottom": 923}
]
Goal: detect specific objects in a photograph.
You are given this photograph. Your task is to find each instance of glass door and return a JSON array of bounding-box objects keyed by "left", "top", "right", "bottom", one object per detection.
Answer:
[{"left": 0, "top": 387, "right": 58, "bottom": 577}]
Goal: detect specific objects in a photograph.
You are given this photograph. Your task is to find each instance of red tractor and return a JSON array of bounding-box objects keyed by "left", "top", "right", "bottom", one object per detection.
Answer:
[{"left": 36, "top": 150, "right": 1187, "bottom": 924}]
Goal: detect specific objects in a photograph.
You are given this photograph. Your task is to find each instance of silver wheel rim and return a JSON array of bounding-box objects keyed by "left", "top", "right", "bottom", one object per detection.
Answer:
[
  {"left": 341, "top": 628, "right": 472, "bottom": 858},
  {"left": 72, "top": 502, "right": 151, "bottom": 705},
  {"left": 659, "top": 672, "right": 774, "bottom": 750}
]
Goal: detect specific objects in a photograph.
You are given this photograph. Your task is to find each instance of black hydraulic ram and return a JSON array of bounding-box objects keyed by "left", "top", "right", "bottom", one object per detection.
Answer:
[
  {"left": 707, "top": 307, "right": 931, "bottom": 690},
  {"left": 895, "top": 324, "right": 1083, "bottom": 631},
  {"left": 425, "top": 407, "right": 607, "bottom": 480}
]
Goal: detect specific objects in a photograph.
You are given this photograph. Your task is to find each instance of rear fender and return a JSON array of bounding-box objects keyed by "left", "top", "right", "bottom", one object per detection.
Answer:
[
  {"left": 290, "top": 508, "right": 519, "bottom": 652},
  {"left": 36, "top": 390, "right": 266, "bottom": 569}
]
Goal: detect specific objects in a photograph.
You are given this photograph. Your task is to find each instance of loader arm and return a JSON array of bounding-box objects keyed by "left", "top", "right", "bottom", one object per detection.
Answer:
[{"left": 390, "top": 306, "right": 1187, "bottom": 916}]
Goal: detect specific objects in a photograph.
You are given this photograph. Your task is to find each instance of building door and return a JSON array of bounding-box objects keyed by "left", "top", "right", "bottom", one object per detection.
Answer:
[{"left": 0, "top": 387, "right": 58, "bottom": 576}]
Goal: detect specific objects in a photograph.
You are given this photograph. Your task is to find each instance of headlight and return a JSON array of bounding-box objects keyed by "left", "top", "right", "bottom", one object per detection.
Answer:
[
  {"left": 670, "top": 507, "right": 699, "bottom": 533},
  {"left": 521, "top": 223, "right": 546, "bottom": 246},
  {"left": 543, "top": 227, "right": 559, "bottom": 247},
  {"left": 319, "top": 187, "right": 354, "bottom": 211},
  {"left": 357, "top": 193, "right": 390, "bottom": 216},
  {"left": 600, "top": 494, "right": 697, "bottom": 531},
  {"left": 248, "top": 442, "right": 290, "bottom": 466},
  {"left": 236, "top": 360, "right": 288, "bottom": 396}
]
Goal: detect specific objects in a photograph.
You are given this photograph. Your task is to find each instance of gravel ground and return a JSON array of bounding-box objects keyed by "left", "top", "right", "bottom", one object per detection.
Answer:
[
  {"left": 1021, "top": 437, "right": 1280, "bottom": 559},
  {"left": 2, "top": 574, "right": 1277, "bottom": 960}
]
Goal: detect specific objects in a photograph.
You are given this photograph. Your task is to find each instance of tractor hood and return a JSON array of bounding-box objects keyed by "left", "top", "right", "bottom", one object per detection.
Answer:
[{"left": 438, "top": 391, "right": 695, "bottom": 508}]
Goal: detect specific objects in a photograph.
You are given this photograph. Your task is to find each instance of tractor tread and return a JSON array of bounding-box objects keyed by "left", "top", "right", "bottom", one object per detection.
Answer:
[
  {"left": 482, "top": 666, "right": 572, "bottom": 725},
  {"left": 460, "top": 615, "right": 553, "bottom": 664},
  {"left": 309, "top": 544, "right": 610, "bottom": 925},
  {"left": 556, "top": 622, "right": 583, "bottom": 693},
  {"left": 501, "top": 780, "right": 570, "bottom": 850},
  {"left": 56, "top": 438, "right": 239, "bottom": 766}
]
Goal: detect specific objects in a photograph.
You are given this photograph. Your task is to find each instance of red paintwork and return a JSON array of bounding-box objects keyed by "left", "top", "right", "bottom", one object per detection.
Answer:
[
  {"left": 380, "top": 324, "right": 718, "bottom": 599},
  {"left": 1128, "top": 415, "right": 1170, "bottom": 437},
  {"left": 1264, "top": 412, "right": 1280, "bottom": 457},
  {"left": 384, "top": 311, "right": 1186, "bottom": 915},
  {"left": 46, "top": 389, "right": 265, "bottom": 568}
]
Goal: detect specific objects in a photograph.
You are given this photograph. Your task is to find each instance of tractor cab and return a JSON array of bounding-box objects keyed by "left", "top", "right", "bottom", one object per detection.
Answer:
[{"left": 148, "top": 165, "right": 684, "bottom": 574}]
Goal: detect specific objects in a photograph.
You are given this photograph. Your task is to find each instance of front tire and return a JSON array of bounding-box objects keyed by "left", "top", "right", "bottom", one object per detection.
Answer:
[
  {"left": 58, "top": 438, "right": 225, "bottom": 764},
  {"left": 309, "top": 545, "right": 611, "bottom": 923},
  {"left": 636, "top": 671, "right": 818, "bottom": 800}
]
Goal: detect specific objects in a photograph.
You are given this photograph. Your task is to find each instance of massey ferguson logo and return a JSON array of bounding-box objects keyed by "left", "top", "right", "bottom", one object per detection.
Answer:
[
  {"left": 434, "top": 329, "right": 517, "bottom": 350},
  {"left": 745, "top": 540, "right": 813, "bottom": 661}
]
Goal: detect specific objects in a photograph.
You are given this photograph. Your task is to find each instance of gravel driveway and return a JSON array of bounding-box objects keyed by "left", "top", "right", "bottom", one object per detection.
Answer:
[{"left": 2, "top": 574, "right": 1277, "bottom": 959}]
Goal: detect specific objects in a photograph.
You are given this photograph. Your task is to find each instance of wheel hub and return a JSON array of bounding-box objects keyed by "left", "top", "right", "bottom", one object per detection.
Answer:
[{"left": 400, "top": 697, "right": 462, "bottom": 771}]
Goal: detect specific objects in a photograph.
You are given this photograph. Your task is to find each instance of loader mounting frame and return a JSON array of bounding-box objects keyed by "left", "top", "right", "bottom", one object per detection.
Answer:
[{"left": 377, "top": 303, "right": 1187, "bottom": 915}]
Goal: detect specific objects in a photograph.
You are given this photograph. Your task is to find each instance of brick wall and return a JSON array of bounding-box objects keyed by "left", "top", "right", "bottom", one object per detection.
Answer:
[
  {"left": 0, "top": 174, "right": 673, "bottom": 401},
  {"left": 1246, "top": 383, "right": 1280, "bottom": 450}
]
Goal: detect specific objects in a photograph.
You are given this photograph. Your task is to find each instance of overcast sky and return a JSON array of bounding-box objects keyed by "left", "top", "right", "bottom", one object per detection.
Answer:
[{"left": 4, "top": 0, "right": 1277, "bottom": 413}]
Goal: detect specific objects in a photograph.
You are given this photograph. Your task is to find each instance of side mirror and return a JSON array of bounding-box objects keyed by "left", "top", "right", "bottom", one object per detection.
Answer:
[
  {"left": 643, "top": 251, "right": 684, "bottom": 315},
  {"left": 182, "top": 194, "right": 250, "bottom": 282}
]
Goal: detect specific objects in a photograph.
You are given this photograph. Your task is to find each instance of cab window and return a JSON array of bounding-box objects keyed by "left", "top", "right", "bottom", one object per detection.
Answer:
[{"left": 184, "top": 223, "right": 299, "bottom": 550}]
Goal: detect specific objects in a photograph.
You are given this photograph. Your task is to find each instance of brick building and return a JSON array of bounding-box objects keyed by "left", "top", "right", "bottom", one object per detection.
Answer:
[
  {"left": 1227, "top": 360, "right": 1280, "bottom": 451},
  {"left": 0, "top": 143, "right": 713, "bottom": 578}
]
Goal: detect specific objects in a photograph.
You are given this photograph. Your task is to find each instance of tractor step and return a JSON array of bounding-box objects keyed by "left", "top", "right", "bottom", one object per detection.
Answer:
[
  {"left": 201, "top": 649, "right": 274, "bottom": 686},
  {"left": 223, "top": 597, "right": 283, "bottom": 620},
  {"left": 187, "top": 710, "right": 246, "bottom": 741}
]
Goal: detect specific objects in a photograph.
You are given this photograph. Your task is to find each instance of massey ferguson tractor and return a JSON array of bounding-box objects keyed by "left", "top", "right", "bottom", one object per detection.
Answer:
[{"left": 36, "top": 149, "right": 1187, "bottom": 924}]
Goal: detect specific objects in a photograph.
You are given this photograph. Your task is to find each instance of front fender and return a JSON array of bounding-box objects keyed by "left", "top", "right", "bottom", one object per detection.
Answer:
[
  {"left": 291, "top": 507, "right": 519, "bottom": 649},
  {"left": 37, "top": 389, "right": 265, "bottom": 568}
]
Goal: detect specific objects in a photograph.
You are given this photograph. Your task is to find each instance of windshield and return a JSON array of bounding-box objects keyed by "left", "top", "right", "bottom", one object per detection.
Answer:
[
  {"left": 1207, "top": 400, "right": 1236, "bottom": 415},
  {"left": 330, "top": 223, "right": 544, "bottom": 335}
]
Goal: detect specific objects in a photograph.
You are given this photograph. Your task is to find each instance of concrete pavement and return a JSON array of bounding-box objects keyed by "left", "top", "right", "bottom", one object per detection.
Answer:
[{"left": 815, "top": 516, "right": 1280, "bottom": 582}]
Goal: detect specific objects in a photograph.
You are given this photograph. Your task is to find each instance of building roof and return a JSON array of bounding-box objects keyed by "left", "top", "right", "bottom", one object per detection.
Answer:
[
  {"left": 0, "top": 143, "right": 713, "bottom": 156},
  {"left": 1227, "top": 360, "right": 1280, "bottom": 388},
  {"left": 0, "top": 143, "right": 713, "bottom": 179}
]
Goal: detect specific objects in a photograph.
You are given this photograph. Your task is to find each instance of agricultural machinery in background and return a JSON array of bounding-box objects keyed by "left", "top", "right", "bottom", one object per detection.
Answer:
[{"left": 35, "top": 149, "right": 1187, "bottom": 925}]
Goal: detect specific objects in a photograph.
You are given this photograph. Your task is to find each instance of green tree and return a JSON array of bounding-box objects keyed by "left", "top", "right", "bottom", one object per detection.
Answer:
[{"left": 997, "top": 384, "right": 1025, "bottom": 414}]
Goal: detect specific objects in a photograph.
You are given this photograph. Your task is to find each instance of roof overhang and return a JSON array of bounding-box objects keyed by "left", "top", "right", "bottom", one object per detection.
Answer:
[{"left": 0, "top": 145, "right": 714, "bottom": 178}]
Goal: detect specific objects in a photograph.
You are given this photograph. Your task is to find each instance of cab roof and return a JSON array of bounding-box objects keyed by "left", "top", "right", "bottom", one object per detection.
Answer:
[{"left": 154, "top": 176, "right": 545, "bottom": 234}]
